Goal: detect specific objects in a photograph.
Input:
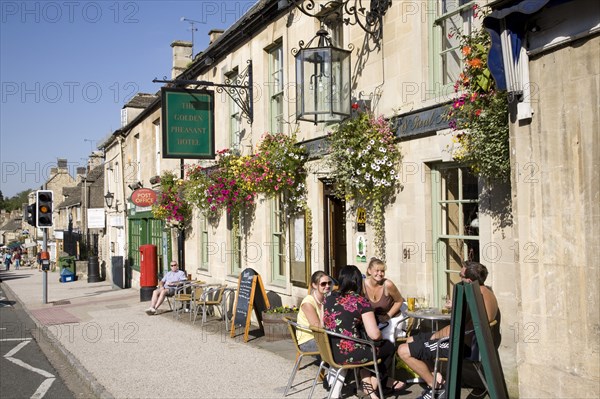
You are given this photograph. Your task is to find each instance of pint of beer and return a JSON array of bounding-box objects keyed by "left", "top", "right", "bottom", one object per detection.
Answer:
[{"left": 407, "top": 297, "right": 416, "bottom": 311}]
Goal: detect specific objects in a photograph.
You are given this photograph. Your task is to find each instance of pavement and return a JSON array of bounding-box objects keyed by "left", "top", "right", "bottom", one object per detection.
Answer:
[{"left": 0, "top": 266, "right": 476, "bottom": 399}]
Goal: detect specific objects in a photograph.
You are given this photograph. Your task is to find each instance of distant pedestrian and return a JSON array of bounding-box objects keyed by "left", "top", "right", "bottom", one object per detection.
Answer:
[
  {"left": 37, "top": 251, "right": 42, "bottom": 271},
  {"left": 12, "top": 251, "right": 21, "bottom": 270},
  {"left": 4, "top": 252, "right": 12, "bottom": 271}
]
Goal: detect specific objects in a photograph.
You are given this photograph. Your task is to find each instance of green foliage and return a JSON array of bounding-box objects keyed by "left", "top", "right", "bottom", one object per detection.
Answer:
[
  {"left": 447, "top": 5, "right": 510, "bottom": 181},
  {"left": 264, "top": 305, "right": 299, "bottom": 314},
  {"left": 0, "top": 190, "right": 33, "bottom": 212}
]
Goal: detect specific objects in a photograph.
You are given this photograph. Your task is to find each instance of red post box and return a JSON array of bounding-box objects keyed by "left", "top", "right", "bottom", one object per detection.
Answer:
[{"left": 139, "top": 244, "right": 158, "bottom": 301}]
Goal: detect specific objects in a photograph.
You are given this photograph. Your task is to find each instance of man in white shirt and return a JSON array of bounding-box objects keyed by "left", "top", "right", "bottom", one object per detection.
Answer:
[{"left": 145, "top": 261, "right": 187, "bottom": 315}]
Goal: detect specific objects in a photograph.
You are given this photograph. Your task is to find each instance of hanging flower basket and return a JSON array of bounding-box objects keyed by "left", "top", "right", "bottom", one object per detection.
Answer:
[{"left": 327, "top": 111, "right": 402, "bottom": 260}]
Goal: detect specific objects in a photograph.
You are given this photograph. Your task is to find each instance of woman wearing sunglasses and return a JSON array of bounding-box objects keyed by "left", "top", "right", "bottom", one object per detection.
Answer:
[{"left": 296, "top": 271, "right": 333, "bottom": 352}]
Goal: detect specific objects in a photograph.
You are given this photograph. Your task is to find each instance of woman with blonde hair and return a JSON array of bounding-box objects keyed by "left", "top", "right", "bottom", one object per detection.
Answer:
[{"left": 363, "top": 258, "right": 404, "bottom": 325}]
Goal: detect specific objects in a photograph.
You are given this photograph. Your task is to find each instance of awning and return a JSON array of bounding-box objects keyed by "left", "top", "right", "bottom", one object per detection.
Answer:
[
  {"left": 6, "top": 241, "right": 23, "bottom": 250},
  {"left": 483, "top": 0, "right": 551, "bottom": 90}
]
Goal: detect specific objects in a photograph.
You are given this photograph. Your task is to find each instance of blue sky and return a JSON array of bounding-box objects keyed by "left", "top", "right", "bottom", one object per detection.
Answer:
[{"left": 0, "top": 0, "right": 256, "bottom": 198}]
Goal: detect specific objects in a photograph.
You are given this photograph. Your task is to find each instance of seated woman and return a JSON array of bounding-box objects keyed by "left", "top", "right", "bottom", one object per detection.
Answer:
[
  {"left": 323, "top": 265, "right": 406, "bottom": 399},
  {"left": 363, "top": 257, "right": 405, "bottom": 326},
  {"left": 296, "top": 271, "right": 333, "bottom": 352}
]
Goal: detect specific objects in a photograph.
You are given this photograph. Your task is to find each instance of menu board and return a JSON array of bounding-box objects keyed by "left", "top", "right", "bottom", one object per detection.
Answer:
[{"left": 229, "top": 268, "right": 270, "bottom": 342}]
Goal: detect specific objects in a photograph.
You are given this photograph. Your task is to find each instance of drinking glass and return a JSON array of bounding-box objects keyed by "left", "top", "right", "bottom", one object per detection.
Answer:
[
  {"left": 407, "top": 297, "right": 416, "bottom": 312},
  {"left": 441, "top": 295, "right": 452, "bottom": 314}
]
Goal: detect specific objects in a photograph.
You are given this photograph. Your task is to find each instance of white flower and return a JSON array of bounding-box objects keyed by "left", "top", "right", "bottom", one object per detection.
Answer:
[
  {"left": 362, "top": 163, "right": 366, "bottom": 168},
  {"left": 379, "top": 147, "right": 386, "bottom": 153},
  {"left": 370, "top": 139, "right": 375, "bottom": 145},
  {"left": 367, "top": 145, "right": 372, "bottom": 150}
]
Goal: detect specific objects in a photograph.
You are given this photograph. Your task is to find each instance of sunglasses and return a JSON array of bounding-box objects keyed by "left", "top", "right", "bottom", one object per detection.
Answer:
[
  {"left": 171, "top": 264, "right": 177, "bottom": 267},
  {"left": 320, "top": 281, "right": 332, "bottom": 287}
]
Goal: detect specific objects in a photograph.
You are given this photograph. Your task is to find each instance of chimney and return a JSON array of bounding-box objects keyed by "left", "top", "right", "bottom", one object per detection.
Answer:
[
  {"left": 171, "top": 40, "right": 192, "bottom": 79},
  {"left": 208, "top": 29, "right": 224, "bottom": 45},
  {"left": 57, "top": 158, "right": 68, "bottom": 169}
]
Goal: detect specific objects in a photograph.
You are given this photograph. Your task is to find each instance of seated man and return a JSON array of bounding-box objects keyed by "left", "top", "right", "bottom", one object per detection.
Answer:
[
  {"left": 398, "top": 261, "right": 499, "bottom": 399},
  {"left": 145, "top": 261, "right": 187, "bottom": 315}
]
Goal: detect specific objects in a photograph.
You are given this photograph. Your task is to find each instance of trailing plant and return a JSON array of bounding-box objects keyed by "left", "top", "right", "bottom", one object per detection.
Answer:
[
  {"left": 151, "top": 170, "right": 192, "bottom": 229},
  {"left": 205, "top": 149, "right": 255, "bottom": 216},
  {"left": 183, "top": 164, "right": 219, "bottom": 219},
  {"left": 239, "top": 133, "right": 308, "bottom": 217},
  {"left": 327, "top": 111, "right": 402, "bottom": 260},
  {"left": 447, "top": 4, "right": 510, "bottom": 181}
]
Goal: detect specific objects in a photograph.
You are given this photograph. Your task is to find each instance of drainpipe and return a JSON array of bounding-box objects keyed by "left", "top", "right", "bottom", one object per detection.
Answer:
[{"left": 117, "top": 135, "right": 129, "bottom": 286}]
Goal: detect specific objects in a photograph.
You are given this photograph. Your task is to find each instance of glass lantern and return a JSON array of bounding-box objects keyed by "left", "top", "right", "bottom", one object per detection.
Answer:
[{"left": 295, "top": 29, "right": 351, "bottom": 124}]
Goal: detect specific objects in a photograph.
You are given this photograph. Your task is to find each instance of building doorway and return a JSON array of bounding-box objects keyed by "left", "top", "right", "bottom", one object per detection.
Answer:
[{"left": 323, "top": 180, "right": 346, "bottom": 280}]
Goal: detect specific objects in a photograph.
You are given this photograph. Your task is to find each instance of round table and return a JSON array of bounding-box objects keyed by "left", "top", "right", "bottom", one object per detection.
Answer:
[{"left": 406, "top": 309, "right": 451, "bottom": 332}]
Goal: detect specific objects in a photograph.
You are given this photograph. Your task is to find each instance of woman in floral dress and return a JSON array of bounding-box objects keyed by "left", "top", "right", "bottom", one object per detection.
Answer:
[{"left": 323, "top": 265, "right": 406, "bottom": 398}]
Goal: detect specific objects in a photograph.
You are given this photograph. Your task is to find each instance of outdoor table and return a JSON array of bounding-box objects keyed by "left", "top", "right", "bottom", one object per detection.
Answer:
[{"left": 406, "top": 308, "right": 451, "bottom": 333}]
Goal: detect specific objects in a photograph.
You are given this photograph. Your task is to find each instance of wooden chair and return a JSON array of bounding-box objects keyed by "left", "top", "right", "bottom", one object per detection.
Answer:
[
  {"left": 282, "top": 317, "right": 320, "bottom": 396},
  {"left": 192, "top": 284, "right": 226, "bottom": 325},
  {"left": 308, "top": 325, "right": 385, "bottom": 399}
]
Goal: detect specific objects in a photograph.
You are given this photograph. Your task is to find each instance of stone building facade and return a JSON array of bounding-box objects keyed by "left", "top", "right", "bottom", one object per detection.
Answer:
[{"left": 96, "top": 0, "right": 598, "bottom": 396}]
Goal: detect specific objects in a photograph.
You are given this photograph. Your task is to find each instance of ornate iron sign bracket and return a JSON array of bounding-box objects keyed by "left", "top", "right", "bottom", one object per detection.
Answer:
[
  {"left": 288, "top": 0, "right": 391, "bottom": 41},
  {"left": 153, "top": 60, "right": 253, "bottom": 125}
]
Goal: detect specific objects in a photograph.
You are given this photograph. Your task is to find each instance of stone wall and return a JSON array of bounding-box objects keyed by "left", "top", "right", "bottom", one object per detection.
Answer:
[{"left": 512, "top": 34, "right": 599, "bottom": 398}]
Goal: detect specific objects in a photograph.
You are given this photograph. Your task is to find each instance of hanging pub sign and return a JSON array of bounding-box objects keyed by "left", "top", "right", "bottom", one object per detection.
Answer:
[{"left": 161, "top": 87, "right": 215, "bottom": 159}]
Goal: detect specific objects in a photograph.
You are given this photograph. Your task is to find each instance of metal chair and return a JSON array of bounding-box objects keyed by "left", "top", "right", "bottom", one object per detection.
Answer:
[
  {"left": 221, "top": 287, "right": 237, "bottom": 328},
  {"left": 308, "top": 325, "right": 385, "bottom": 399},
  {"left": 282, "top": 317, "right": 320, "bottom": 396},
  {"left": 192, "top": 284, "right": 226, "bottom": 325},
  {"left": 171, "top": 281, "right": 204, "bottom": 319}
]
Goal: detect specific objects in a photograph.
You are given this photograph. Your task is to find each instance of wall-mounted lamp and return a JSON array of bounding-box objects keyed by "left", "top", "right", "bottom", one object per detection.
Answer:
[
  {"left": 293, "top": 29, "right": 351, "bottom": 124},
  {"left": 104, "top": 192, "right": 114, "bottom": 208}
]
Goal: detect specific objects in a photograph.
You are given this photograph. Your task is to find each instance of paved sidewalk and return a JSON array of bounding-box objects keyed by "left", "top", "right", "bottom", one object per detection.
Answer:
[{"left": 0, "top": 267, "right": 473, "bottom": 399}]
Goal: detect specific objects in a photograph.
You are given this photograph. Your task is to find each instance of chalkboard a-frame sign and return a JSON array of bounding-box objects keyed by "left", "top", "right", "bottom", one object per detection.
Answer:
[{"left": 230, "top": 268, "right": 270, "bottom": 342}]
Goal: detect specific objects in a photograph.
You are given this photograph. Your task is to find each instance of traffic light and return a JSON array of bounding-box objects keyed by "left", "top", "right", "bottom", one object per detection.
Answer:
[
  {"left": 36, "top": 190, "right": 53, "bottom": 228},
  {"left": 26, "top": 203, "right": 37, "bottom": 227}
]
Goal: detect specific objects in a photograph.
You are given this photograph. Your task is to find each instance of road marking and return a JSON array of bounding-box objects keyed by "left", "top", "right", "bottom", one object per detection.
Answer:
[
  {"left": 3, "top": 337, "right": 56, "bottom": 397},
  {"left": 31, "top": 377, "right": 57, "bottom": 399}
]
